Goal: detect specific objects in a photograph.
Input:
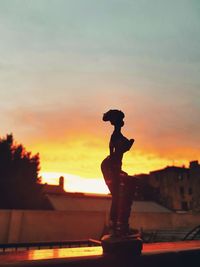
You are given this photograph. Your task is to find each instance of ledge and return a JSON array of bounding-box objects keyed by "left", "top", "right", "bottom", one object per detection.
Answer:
[{"left": 0, "top": 240, "right": 200, "bottom": 267}]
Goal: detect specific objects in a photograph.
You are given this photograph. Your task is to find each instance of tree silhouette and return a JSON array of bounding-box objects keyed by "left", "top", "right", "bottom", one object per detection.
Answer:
[{"left": 0, "top": 134, "right": 51, "bottom": 209}]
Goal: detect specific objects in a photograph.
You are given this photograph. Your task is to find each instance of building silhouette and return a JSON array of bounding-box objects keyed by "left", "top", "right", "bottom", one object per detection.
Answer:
[
  {"left": 148, "top": 160, "right": 200, "bottom": 212},
  {"left": 41, "top": 164, "right": 200, "bottom": 213},
  {"left": 41, "top": 176, "right": 65, "bottom": 195}
]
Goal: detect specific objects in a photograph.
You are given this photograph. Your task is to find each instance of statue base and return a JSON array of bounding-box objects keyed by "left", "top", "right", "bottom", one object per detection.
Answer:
[{"left": 101, "top": 234, "right": 143, "bottom": 256}]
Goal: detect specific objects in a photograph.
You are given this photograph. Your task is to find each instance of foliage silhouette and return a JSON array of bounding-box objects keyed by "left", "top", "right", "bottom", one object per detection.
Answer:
[{"left": 0, "top": 134, "right": 51, "bottom": 209}]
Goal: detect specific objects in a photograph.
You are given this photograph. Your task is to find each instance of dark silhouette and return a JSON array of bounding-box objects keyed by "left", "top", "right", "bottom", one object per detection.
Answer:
[
  {"left": 101, "top": 110, "right": 143, "bottom": 256},
  {"left": 101, "top": 110, "right": 134, "bottom": 235},
  {"left": 0, "top": 134, "right": 51, "bottom": 209}
]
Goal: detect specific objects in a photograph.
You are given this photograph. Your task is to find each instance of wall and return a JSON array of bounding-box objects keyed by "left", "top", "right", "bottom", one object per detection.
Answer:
[
  {"left": 130, "top": 212, "right": 200, "bottom": 230},
  {"left": 0, "top": 209, "right": 200, "bottom": 243},
  {"left": 0, "top": 210, "right": 107, "bottom": 243}
]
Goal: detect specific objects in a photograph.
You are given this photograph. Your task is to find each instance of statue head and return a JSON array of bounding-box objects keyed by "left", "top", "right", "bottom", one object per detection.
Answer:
[{"left": 103, "top": 109, "right": 124, "bottom": 127}]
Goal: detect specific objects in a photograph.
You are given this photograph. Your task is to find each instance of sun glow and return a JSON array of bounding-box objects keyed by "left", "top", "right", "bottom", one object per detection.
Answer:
[
  {"left": 35, "top": 135, "right": 195, "bottom": 195},
  {"left": 41, "top": 172, "right": 110, "bottom": 194}
]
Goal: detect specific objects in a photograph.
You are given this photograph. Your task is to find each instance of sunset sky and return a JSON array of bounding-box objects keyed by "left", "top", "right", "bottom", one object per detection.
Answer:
[{"left": 0, "top": 1, "right": 200, "bottom": 193}]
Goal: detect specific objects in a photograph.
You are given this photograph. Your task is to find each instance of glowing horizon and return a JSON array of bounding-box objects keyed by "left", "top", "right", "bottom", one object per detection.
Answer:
[
  {"left": 41, "top": 171, "right": 110, "bottom": 194},
  {"left": 40, "top": 151, "right": 194, "bottom": 194}
]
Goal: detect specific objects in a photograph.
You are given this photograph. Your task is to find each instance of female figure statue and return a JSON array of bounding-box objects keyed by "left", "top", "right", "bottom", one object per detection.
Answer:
[{"left": 101, "top": 109, "right": 134, "bottom": 236}]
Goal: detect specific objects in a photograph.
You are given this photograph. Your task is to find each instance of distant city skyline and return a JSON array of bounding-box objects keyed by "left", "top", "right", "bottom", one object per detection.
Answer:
[{"left": 0, "top": 1, "right": 200, "bottom": 193}]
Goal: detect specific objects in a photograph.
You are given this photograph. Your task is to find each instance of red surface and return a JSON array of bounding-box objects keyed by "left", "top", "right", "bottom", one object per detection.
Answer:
[{"left": 0, "top": 240, "right": 199, "bottom": 266}]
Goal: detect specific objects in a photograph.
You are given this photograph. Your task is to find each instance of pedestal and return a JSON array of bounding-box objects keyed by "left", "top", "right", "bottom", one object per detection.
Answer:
[{"left": 101, "top": 234, "right": 143, "bottom": 256}]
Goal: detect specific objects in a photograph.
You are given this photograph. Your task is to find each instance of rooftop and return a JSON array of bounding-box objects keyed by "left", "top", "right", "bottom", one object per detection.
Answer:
[{"left": 46, "top": 194, "right": 172, "bottom": 213}]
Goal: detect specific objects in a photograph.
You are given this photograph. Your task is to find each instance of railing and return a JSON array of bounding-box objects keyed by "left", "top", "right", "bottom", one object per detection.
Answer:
[
  {"left": 142, "top": 229, "right": 192, "bottom": 243},
  {"left": 141, "top": 227, "right": 200, "bottom": 243},
  {"left": 2, "top": 226, "right": 200, "bottom": 253},
  {"left": 0, "top": 239, "right": 101, "bottom": 252},
  {"left": 183, "top": 225, "right": 200, "bottom": 241}
]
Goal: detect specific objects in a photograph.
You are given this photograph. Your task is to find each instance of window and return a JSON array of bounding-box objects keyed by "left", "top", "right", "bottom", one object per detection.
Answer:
[
  {"left": 188, "top": 187, "right": 192, "bottom": 195},
  {"left": 178, "top": 174, "right": 183, "bottom": 181},
  {"left": 180, "top": 186, "right": 184, "bottom": 196},
  {"left": 156, "top": 175, "right": 160, "bottom": 181},
  {"left": 181, "top": 201, "right": 188, "bottom": 211}
]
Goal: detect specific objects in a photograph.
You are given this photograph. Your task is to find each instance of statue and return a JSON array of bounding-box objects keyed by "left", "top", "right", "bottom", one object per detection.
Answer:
[{"left": 101, "top": 109, "right": 142, "bottom": 255}]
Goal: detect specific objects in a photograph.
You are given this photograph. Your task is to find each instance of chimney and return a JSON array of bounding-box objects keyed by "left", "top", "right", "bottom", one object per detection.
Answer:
[{"left": 59, "top": 176, "right": 64, "bottom": 189}]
